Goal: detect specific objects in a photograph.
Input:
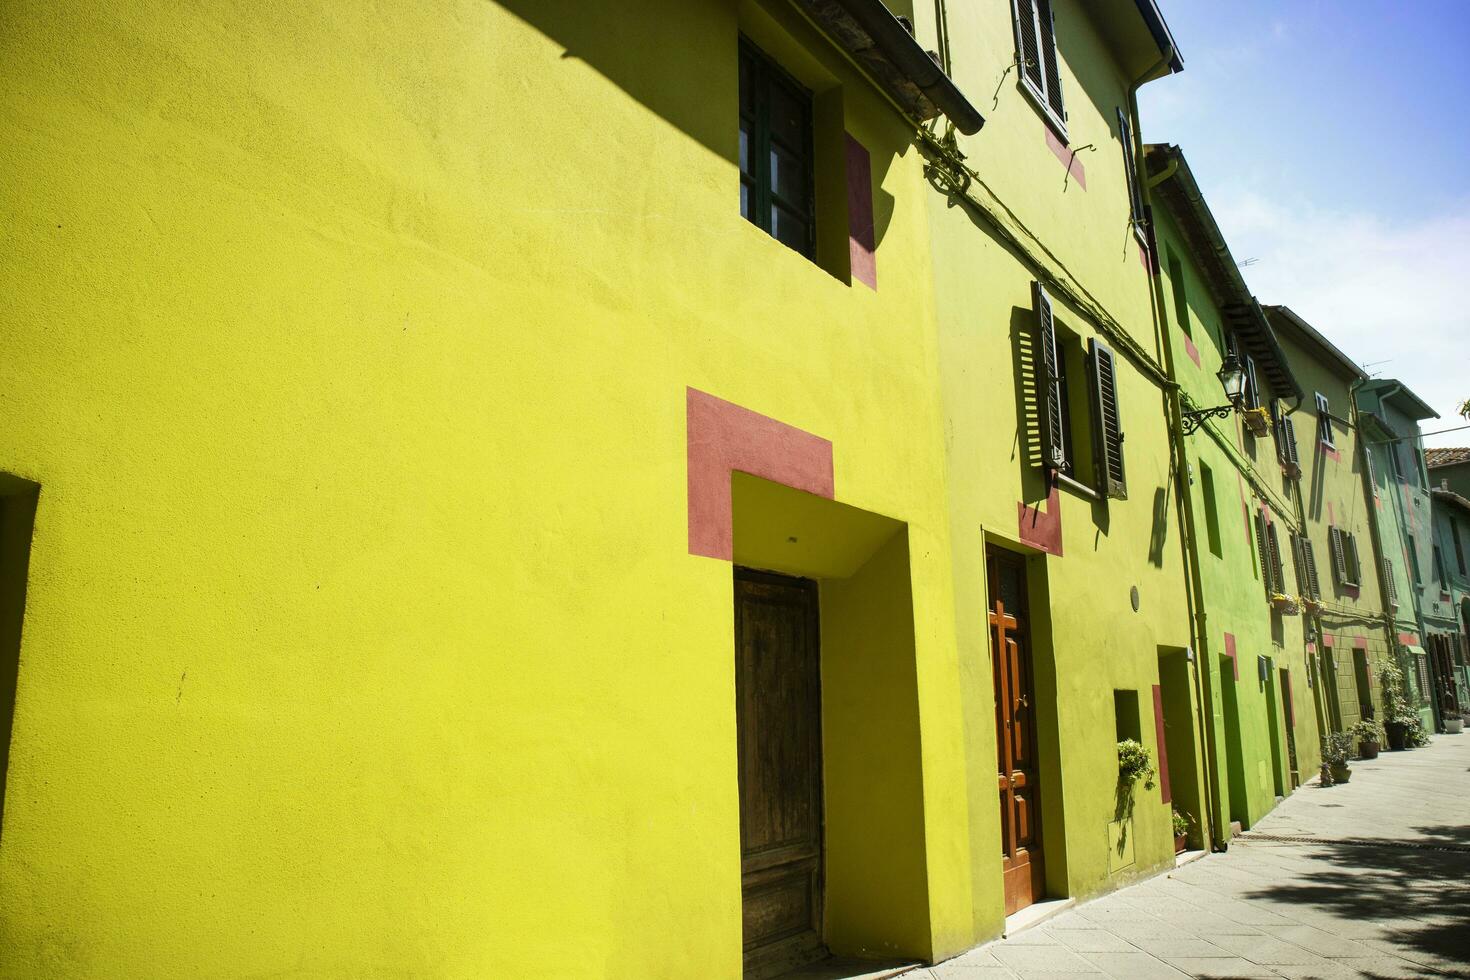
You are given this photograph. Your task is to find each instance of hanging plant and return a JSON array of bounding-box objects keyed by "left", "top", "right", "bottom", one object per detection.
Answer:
[{"left": 1117, "top": 739, "right": 1156, "bottom": 790}]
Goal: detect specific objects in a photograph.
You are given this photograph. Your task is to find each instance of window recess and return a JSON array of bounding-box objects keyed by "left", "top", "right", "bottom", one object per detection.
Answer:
[
  {"left": 1315, "top": 393, "right": 1336, "bottom": 449},
  {"left": 1329, "top": 526, "right": 1361, "bottom": 588},
  {"left": 1033, "top": 282, "right": 1126, "bottom": 499},
  {"left": 1273, "top": 405, "right": 1301, "bottom": 478},
  {"left": 740, "top": 39, "right": 816, "bottom": 260},
  {"left": 1254, "top": 513, "right": 1286, "bottom": 598}
]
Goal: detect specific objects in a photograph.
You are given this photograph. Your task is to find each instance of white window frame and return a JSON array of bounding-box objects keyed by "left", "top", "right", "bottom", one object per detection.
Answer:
[
  {"left": 1315, "top": 392, "right": 1336, "bottom": 449},
  {"left": 1010, "top": 0, "right": 1068, "bottom": 140}
]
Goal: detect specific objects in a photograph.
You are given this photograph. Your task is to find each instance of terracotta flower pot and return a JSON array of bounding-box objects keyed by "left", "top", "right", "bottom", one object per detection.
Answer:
[
  {"left": 1174, "top": 833, "right": 1188, "bottom": 854},
  {"left": 1329, "top": 761, "right": 1352, "bottom": 783},
  {"left": 1358, "top": 741, "right": 1380, "bottom": 760},
  {"left": 1385, "top": 721, "right": 1409, "bottom": 751}
]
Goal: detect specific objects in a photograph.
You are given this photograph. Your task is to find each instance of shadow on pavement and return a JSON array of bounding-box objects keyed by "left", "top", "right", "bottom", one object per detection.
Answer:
[{"left": 1241, "top": 823, "right": 1470, "bottom": 975}]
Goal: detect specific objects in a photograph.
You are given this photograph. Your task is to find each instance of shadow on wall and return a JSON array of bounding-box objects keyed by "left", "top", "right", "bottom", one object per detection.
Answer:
[
  {"left": 490, "top": 0, "right": 904, "bottom": 246},
  {"left": 1241, "top": 826, "right": 1470, "bottom": 970},
  {"left": 0, "top": 476, "right": 41, "bottom": 837}
]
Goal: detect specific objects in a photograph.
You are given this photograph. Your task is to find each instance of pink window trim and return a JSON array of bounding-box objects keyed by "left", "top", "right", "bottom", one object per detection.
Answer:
[{"left": 686, "top": 387, "right": 834, "bottom": 561}]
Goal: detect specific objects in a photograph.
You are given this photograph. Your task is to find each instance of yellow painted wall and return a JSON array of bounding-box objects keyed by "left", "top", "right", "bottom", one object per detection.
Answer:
[{"left": 0, "top": 0, "right": 987, "bottom": 974}]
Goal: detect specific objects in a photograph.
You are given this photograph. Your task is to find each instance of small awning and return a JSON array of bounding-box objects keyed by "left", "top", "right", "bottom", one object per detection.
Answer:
[
  {"left": 793, "top": 0, "right": 985, "bottom": 134},
  {"left": 1403, "top": 644, "right": 1427, "bottom": 658}
]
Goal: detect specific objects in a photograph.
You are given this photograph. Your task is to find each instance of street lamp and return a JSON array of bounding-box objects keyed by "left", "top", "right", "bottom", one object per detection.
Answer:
[{"left": 1181, "top": 353, "right": 1248, "bottom": 435}]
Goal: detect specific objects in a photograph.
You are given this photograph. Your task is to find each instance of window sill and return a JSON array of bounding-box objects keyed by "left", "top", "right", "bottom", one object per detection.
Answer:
[
  {"left": 1018, "top": 76, "right": 1067, "bottom": 144},
  {"left": 1051, "top": 469, "right": 1102, "bottom": 502}
]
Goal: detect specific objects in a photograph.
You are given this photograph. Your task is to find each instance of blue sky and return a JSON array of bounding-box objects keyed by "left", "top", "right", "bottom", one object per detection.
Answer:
[{"left": 1139, "top": 0, "right": 1470, "bottom": 446}]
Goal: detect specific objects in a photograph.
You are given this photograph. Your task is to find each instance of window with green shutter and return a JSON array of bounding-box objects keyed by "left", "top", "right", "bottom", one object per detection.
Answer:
[
  {"left": 1032, "top": 284, "right": 1126, "bottom": 498},
  {"left": 1116, "top": 108, "right": 1144, "bottom": 230},
  {"left": 739, "top": 39, "right": 814, "bottom": 259},
  {"left": 1011, "top": 0, "right": 1066, "bottom": 138}
]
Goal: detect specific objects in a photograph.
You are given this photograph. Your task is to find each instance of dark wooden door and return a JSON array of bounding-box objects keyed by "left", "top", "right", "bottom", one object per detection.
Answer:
[
  {"left": 987, "top": 548, "right": 1045, "bottom": 916},
  {"left": 734, "top": 568, "right": 827, "bottom": 977}
]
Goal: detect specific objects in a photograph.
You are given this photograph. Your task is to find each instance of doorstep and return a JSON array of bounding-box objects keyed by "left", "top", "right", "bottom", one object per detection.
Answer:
[
  {"left": 1175, "top": 848, "right": 1207, "bottom": 868},
  {"left": 1003, "top": 896, "right": 1076, "bottom": 937}
]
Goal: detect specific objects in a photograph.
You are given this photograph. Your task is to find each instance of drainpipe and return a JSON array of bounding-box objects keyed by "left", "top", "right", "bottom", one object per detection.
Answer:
[
  {"left": 1351, "top": 378, "right": 1402, "bottom": 698},
  {"left": 1130, "top": 50, "right": 1223, "bottom": 850}
]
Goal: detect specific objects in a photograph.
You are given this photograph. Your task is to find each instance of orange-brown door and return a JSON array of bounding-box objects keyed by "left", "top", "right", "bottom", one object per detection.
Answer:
[
  {"left": 734, "top": 568, "right": 827, "bottom": 978},
  {"left": 988, "top": 548, "right": 1045, "bottom": 916}
]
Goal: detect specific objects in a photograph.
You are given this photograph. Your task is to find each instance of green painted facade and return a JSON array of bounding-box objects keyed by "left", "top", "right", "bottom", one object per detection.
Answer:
[
  {"left": 1358, "top": 381, "right": 1441, "bottom": 730},
  {"left": 1265, "top": 308, "right": 1392, "bottom": 743},
  {"left": 1143, "top": 154, "right": 1313, "bottom": 838}
]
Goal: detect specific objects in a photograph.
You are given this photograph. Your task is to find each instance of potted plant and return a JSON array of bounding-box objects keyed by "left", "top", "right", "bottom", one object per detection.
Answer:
[
  {"left": 1322, "top": 732, "right": 1354, "bottom": 784},
  {"left": 1351, "top": 719, "right": 1383, "bottom": 760},
  {"left": 1243, "top": 405, "right": 1271, "bottom": 436},
  {"left": 1171, "top": 807, "right": 1193, "bottom": 854},
  {"left": 1441, "top": 693, "right": 1463, "bottom": 734},
  {"left": 1117, "top": 739, "right": 1156, "bottom": 790},
  {"left": 1269, "top": 593, "right": 1300, "bottom": 615},
  {"left": 1380, "top": 660, "right": 1415, "bottom": 751}
]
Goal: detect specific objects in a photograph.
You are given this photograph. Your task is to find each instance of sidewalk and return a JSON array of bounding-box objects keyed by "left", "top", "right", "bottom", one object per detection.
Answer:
[{"left": 907, "top": 734, "right": 1470, "bottom": 979}]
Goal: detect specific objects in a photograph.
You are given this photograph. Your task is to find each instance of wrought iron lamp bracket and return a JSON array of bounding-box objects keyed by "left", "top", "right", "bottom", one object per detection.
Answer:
[{"left": 1180, "top": 404, "right": 1236, "bottom": 436}]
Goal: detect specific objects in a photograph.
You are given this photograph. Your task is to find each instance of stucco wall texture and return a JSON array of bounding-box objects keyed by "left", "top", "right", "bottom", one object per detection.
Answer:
[{"left": 0, "top": 0, "right": 1378, "bottom": 977}]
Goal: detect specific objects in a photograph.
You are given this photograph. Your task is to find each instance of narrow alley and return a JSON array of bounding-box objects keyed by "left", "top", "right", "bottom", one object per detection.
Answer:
[{"left": 912, "top": 736, "right": 1470, "bottom": 979}]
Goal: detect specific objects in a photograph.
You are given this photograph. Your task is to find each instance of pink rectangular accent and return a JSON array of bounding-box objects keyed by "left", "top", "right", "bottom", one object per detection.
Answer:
[
  {"left": 1354, "top": 636, "right": 1368, "bottom": 650},
  {"left": 1322, "top": 444, "right": 1341, "bottom": 463},
  {"left": 1183, "top": 334, "right": 1200, "bottom": 367},
  {"left": 1018, "top": 484, "right": 1063, "bottom": 557},
  {"left": 1044, "top": 127, "right": 1086, "bottom": 190},
  {"left": 686, "top": 388, "right": 834, "bottom": 561},
  {"left": 1306, "top": 641, "right": 1317, "bottom": 654},
  {"left": 1327, "top": 502, "right": 1336, "bottom": 525},
  {"left": 1152, "top": 685, "right": 1172, "bottom": 805},
  {"left": 845, "top": 134, "right": 876, "bottom": 290},
  {"left": 1398, "top": 632, "right": 1418, "bottom": 646},
  {"left": 1224, "top": 632, "right": 1238, "bottom": 680},
  {"left": 1322, "top": 634, "right": 1334, "bottom": 647}
]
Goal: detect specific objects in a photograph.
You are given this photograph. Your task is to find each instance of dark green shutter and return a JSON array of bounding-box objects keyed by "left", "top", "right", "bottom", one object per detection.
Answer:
[
  {"left": 1038, "top": 0, "right": 1065, "bottom": 122},
  {"left": 1267, "top": 523, "right": 1285, "bottom": 594},
  {"left": 1088, "top": 337, "right": 1126, "bottom": 499},
  {"left": 1345, "top": 533, "right": 1360, "bottom": 587},
  {"left": 1035, "top": 282, "right": 1067, "bottom": 470},
  {"left": 1254, "top": 512, "right": 1272, "bottom": 598},
  {"left": 1302, "top": 538, "right": 1321, "bottom": 600},
  {"left": 1117, "top": 109, "right": 1143, "bottom": 225},
  {"left": 1012, "top": 0, "right": 1044, "bottom": 92}
]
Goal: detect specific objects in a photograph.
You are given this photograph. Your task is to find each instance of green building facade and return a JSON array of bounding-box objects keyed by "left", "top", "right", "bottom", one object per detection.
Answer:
[
  {"left": 1265, "top": 307, "right": 1391, "bottom": 739},
  {"left": 1143, "top": 145, "right": 1316, "bottom": 839}
]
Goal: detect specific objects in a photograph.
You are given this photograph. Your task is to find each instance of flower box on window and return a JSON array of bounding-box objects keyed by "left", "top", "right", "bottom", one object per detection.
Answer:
[{"left": 1243, "top": 406, "right": 1272, "bottom": 437}]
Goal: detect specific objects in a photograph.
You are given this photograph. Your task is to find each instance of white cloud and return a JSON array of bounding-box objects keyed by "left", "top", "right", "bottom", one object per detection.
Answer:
[{"left": 1208, "top": 189, "right": 1470, "bottom": 447}]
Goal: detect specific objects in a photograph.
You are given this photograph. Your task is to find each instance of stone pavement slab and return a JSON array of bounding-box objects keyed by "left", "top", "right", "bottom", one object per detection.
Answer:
[{"left": 905, "top": 734, "right": 1470, "bottom": 980}]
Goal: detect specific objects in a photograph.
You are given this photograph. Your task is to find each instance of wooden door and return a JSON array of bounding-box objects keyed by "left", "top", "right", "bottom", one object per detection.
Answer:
[
  {"left": 987, "top": 548, "right": 1045, "bottom": 916},
  {"left": 734, "top": 569, "right": 827, "bottom": 977}
]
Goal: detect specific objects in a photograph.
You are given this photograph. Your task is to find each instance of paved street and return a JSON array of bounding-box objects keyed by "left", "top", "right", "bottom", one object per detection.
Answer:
[{"left": 908, "top": 734, "right": 1470, "bottom": 980}]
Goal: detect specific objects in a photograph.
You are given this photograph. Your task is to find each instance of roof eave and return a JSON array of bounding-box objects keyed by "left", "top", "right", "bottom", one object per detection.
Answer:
[
  {"left": 1145, "top": 144, "right": 1302, "bottom": 402},
  {"left": 794, "top": 0, "right": 985, "bottom": 134}
]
